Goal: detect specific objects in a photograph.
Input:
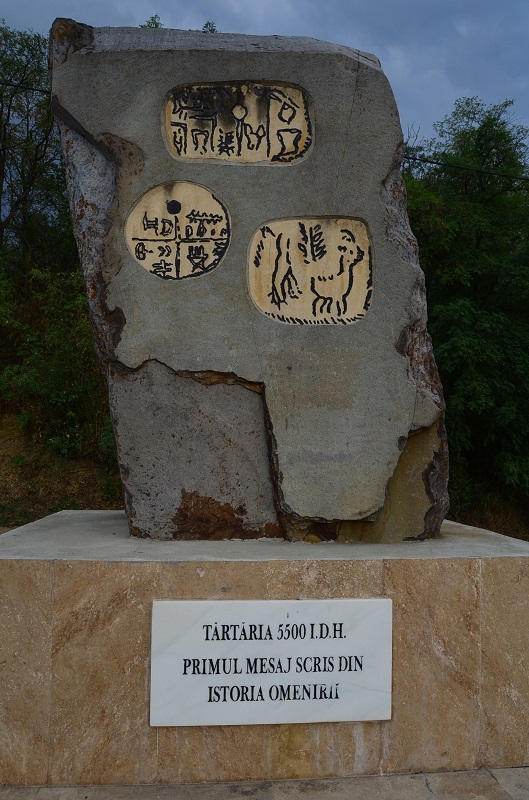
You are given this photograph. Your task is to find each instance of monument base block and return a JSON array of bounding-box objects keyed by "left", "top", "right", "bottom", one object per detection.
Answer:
[{"left": 1, "top": 511, "right": 528, "bottom": 786}]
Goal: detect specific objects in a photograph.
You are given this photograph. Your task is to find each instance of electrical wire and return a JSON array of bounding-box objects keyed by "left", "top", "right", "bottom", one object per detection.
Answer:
[
  {"left": 0, "top": 80, "right": 50, "bottom": 95},
  {"left": 1, "top": 79, "right": 528, "bottom": 183},
  {"left": 405, "top": 153, "right": 529, "bottom": 182}
]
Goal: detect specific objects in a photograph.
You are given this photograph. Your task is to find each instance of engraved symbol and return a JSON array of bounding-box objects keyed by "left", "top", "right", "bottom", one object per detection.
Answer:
[
  {"left": 217, "top": 129, "right": 235, "bottom": 156},
  {"left": 151, "top": 260, "right": 174, "bottom": 278},
  {"left": 160, "top": 219, "right": 174, "bottom": 236},
  {"left": 298, "top": 223, "right": 327, "bottom": 265},
  {"left": 172, "top": 123, "right": 187, "bottom": 156},
  {"left": 192, "top": 129, "right": 209, "bottom": 154},
  {"left": 231, "top": 103, "right": 248, "bottom": 156},
  {"left": 134, "top": 242, "right": 152, "bottom": 261},
  {"left": 278, "top": 101, "right": 297, "bottom": 125},
  {"left": 245, "top": 123, "right": 266, "bottom": 152},
  {"left": 125, "top": 183, "right": 230, "bottom": 281},
  {"left": 187, "top": 245, "right": 208, "bottom": 272},
  {"left": 249, "top": 218, "right": 373, "bottom": 325},
  {"left": 165, "top": 83, "right": 312, "bottom": 164},
  {"left": 310, "top": 230, "right": 365, "bottom": 318},
  {"left": 276, "top": 129, "right": 302, "bottom": 159},
  {"left": 142, "top": 212, "right": 159, "bottom": 233},
  {"left": 231, "top": 104, "right": 248, "bottom": 119}
]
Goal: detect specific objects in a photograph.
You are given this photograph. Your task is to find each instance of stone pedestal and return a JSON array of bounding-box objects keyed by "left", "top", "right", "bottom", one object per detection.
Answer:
[{"left": 1, "top": 512, "right": 528, "bottom": 786}]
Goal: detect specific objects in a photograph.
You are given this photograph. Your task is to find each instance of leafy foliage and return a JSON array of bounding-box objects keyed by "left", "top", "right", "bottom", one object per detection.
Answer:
[
  {"left": 1, "top": 269, "right": 108, "bottom": 455},
  {"left": 0, "top": 23, "right": 56, "bottom": 251},
  {"left": 140, "top": 14, "right": 164, "bottom": 28},
  {"left": 405, "top": 98, "right": 529, "bottom": 507},
  {"left": 139, "top": 16, "right": 219, "bottom": 33},
  {"left": 0, "top": 21, "right": 114, "bottom": 463}
]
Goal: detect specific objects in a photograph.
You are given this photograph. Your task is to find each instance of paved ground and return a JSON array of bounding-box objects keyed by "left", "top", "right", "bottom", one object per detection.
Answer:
[{"left": 1, "top": 768, "right": 529, "bottom": 800}]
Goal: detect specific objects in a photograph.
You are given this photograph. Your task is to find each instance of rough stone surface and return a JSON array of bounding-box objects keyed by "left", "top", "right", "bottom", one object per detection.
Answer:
[
  {"left": 51, "top": 20, "right": 448, "bottom": 540},
  {"left": 0, "top": 770, "right": 525, "bottom": 799},
  {"left": 0, "top": 561, "right": 53, "bottom": 785},
  {"left": 3, "top": 512, "right": 529, "bottom": 562},
  {"left": 108, "top": 361, "right": 280, "bottom": 539},
  {"left": 492, "top": 768, "right": 529, "bottom": 800}
]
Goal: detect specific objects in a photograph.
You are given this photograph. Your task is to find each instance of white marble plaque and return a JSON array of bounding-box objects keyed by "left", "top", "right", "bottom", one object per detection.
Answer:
[{"left": 150, "top": 599, "right": 392, "bottom": 727}]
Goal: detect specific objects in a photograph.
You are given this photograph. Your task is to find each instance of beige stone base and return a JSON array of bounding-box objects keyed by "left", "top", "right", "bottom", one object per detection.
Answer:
[{"left": 1, "top": 511, "right": 529, "bottom": 786}]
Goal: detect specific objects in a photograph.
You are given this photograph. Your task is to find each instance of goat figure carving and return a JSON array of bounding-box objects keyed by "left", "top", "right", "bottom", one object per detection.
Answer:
[{"left": 249, "top": 217, "right": 373, "bottom": 325}]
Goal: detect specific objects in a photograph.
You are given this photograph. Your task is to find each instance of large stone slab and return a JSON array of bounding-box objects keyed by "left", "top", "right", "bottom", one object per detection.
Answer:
[
  {"left": 108, "top": 361, "right": 280, "bottom": 540},
  {"left": 51, "top": 21, "right": 448, "bottom": 541},
  {"left": 0, "top": 769, "right": 522, "bottom": 799},
  {"left": 2, "top": 514, "right": 529, "bottom": 785},
  {"left": 0, "top": 560, "right": 53, "bottom": 785}
]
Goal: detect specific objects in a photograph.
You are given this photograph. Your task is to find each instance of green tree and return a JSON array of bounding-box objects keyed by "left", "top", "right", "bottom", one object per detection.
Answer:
[
  {"left": 139, "top": 16, "right": 219, "bottom": 32},
  {"left": 140, "top": 14, "right": 164, "bottom": 28},
  {"left": 405, "top": 98, "right": 529, "bottom": 511},
  {"left": 0, "top": 22, "right": 56, "bottom": 253},
  {"left": 0, "top": 22, "right": 112, "bottom": 461}
]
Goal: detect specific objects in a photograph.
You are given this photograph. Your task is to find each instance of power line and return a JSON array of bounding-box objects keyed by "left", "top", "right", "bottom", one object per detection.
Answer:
[
  {"left": 405, "top": 153, "right": 529, "bottom": 183},
  {"left": 2, "top": 78, "right": 529, "bottom": 183},
  {"left": 0, "top": 80, "right": 50, "bottom": 95}
]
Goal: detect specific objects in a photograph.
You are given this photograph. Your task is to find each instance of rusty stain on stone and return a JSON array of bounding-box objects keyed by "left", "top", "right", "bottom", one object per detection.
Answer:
[{"left": 171, "top": 490, "right": 283, "bottom": 541}]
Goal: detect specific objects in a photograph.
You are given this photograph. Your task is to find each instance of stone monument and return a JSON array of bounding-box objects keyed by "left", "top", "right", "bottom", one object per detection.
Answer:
[
  {"left": 50, "top": 19, "right": 448, "bottom": 542},
  {"left": 2, "top": 21, "right": 529, "bottom": 791}
]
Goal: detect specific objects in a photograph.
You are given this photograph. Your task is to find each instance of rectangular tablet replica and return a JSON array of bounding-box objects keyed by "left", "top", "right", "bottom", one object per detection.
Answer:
[
  {"left": 51, "top": 21, "right": 448, "bottom": 542},
  {"left": 150, "top": 599, "right": 392, "bottom": 726}
]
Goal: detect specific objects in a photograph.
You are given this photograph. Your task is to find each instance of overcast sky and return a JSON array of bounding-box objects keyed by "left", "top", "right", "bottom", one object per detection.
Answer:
[{"left": 2, "top": 0, "right": 528, "bottom": 140}]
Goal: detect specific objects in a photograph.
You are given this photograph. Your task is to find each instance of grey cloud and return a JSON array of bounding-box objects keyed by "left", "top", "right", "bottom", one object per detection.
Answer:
[{"left": 1, "top": 0, "right": 527, "bottom": 138}]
